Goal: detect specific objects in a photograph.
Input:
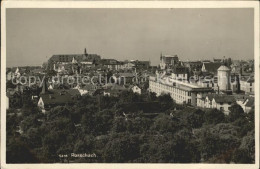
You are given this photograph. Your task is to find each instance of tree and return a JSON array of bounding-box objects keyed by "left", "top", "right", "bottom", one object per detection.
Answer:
[
  {"left": 204, "top": 108, "right": 225, "bottom": 125},
  {"left": 7, "top": 136, "right": 39, "bottom": 163},
  {"left": 103, "top": 133, "right": 140, "bottom": 162},
  {"left": 180, "top": 108, "right": 205, "bottom": 128},
  {"left": 6, "top": 80, "right": 16, "bottom": 89},
  {"left": 158, "top": 93, "right": 173, "bottom": 111},
  {"left": 228, "top": 104, "right": 245, "bottom": 122}
]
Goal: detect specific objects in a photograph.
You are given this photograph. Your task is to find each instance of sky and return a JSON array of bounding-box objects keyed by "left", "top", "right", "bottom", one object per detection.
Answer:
[{"left": 6, "top": 8, "right": 254, "bottom": 67}]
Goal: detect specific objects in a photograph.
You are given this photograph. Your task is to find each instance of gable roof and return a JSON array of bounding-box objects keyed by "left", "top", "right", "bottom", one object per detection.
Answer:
[
  {"left": 244, "top": 97, "right": 254, "bottom": 107},
  {"left": 172, "top": 66, "right": 188, "bottom": 74},
  {"left": 203, "top": 62, "right": 222, "bottom": 73},
  {"left": 212, "top": 95, "right": 236, "bottom": 103},
  {"left": 39, "top": 89, "right": 79, "bottom": 106}
]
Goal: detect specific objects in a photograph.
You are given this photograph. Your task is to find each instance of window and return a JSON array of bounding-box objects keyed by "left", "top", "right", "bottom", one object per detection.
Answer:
[
  {"left": 220, "top": 107, "right": 224, "bottom": 111},
  {"left": 220, "top": 102, "right": 223, "bottom": 105}
]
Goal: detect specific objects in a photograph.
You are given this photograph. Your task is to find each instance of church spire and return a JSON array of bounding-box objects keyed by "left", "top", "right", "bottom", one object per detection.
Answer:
[{"left": 84, "top": 48, "right": 88, "bottom": 55}]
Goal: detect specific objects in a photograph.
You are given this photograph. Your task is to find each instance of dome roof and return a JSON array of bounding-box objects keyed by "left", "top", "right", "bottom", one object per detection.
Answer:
[{"left": 218, "top": 65, "right": 230, "bottom": 71}]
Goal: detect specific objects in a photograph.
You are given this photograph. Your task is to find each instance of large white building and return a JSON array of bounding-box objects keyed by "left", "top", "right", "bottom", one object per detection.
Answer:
[{"left": 149, "top": 74, "right": 213, "bottom": 106}]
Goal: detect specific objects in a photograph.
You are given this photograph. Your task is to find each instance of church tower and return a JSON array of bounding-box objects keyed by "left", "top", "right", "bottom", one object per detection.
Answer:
[{"left": 84, "top": 48, "right": 88, "bottom": 56}]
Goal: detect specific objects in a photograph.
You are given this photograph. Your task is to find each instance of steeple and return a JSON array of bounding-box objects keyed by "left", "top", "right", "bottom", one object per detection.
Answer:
[{"left": 84, "top": 48, "right": 88, "bottom": 55}]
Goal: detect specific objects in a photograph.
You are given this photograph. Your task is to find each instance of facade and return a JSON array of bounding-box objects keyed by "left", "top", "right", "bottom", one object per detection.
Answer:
[
  {"left": 159, "top": 54, "right": 179, "bottom": 69},
  {"left": 149, "top": 75, "right": 213, "bottom": 106},
  {"left": 101, "top": 59, "right": 124, "bottom": 70},
  {"left": 217, "top": 65, "right": 231, "bottom": 91},
  {"left": 171, "top": 66, "right": 189, "bottom": 80},
  {"left": 197, "top": 94, "right": 236, "bottom": 114},
  {"left": 240, "top": 76, "right": 254, "bottom": 94}
]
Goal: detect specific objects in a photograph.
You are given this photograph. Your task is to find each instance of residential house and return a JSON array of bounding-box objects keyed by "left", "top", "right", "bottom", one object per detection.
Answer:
[
  {"left": 201, "top": 62, "right": 222, "bottom": 75},
  {"left": 197, "top": 94, "right": 236, "bottom": 114},
  {"left": 240, "top": 76, "right": 254, "bottom": 94},
  {"left": 236, "top": 96, "right": 254, "bottom": 113},
  {"left": 131, "top": 85, "right": 142, "bottom": 94}
]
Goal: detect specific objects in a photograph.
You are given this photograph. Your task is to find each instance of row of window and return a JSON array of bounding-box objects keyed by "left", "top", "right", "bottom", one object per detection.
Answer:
[{"left": 150, "top": 81, "right": 191, "bottom": 96}]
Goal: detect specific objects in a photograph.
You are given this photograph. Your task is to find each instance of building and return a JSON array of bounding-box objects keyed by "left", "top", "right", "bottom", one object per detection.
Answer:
[
  {"left": 236, "top": 97, "right": 254, "bottom": 113},
  {"left": 217, "top": 65, "right": 231, "bottom": 92},
  {"left": 171, "top": 66, "right": 189, "bottom": 80},
  {"left": 132, "top": 60, "right": 150, "bottom": 70},
  {"left": 240, "top": 76, "right": 254, "bottom": 94},
  {"left": 131, "top": 85, "right": 142, "bottom": 94},
  {"left": 149, "top": 74, "right": 213, "bottom": 106},
  {"left": 182, "top": 61, "right": 202, "bottom": 72},
  {"left": 49, "top": 48, "right": 101, "bottom": 73},
  {"left": 112, "top": 72, "right": 136, "bottom": 85},
  {"left": 101, "top": 59, "right": 124, "bottom": 70},
  {"left": 103, "top": 84, "right": 128, "bottom": 97},
  {"left": 201, "top": 62, "right": 222, "bottom": 74},
  {"left": 197, "top": 94, "right": 236, "bottom": 114},
  {"left": 38, "top": 80, "right": 80, "bottom": 113},
  {"left": 49, "top": 48, "right": 101, "bottom": 64},
  {"left": 159, "top": 54, "right": 179, "bottom": 69}
]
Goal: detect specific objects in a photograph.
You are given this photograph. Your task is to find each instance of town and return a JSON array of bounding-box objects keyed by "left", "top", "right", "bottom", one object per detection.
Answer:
[
  {"left": 6, "top": 48, "right": 255, "bottom": 163},
  {"left": 7, "top": 48, "right": 254, "bottom": 114}
]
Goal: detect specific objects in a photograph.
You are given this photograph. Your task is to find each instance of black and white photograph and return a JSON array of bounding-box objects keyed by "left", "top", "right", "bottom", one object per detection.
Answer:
[{"left": 1, "top": 1, "right": 259, "bottom": 168}]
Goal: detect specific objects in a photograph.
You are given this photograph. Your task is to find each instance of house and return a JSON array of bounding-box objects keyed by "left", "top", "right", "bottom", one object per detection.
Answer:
[
  {"left": 101, "top": 59, "right": 124, "bottom": 70},
  {"left": 37, "top": 80, "right": 80, "bottom": 113},
  {"left": 182, "top": 61, "right": 202, "bottom": 72},
  {"left": 160, "top": 54, "right": 179, "bottom": 69},
  {"left": 201, "top": 62, "right": 222, "bottom": 74},
  {"left": 240, "top": 76, "right": 254, "bottom": 94},
  {"left": 38, "top": 89, "right": 80, "bottom": 113},
  {"left": 197, "top": 94, "right": 236, "bottom": 114},
  {"left": 112, "top": 72, "right": 136, "bottom": 85},
  {"left": 102, "top": 84, "right": 127, "bottom": 97},
  {"left": 171, "top": 66, "right": 189, "bottom": 80},
  {"left": 132, "top": 60, "right": 150, "bottom": 70},
  {"left": 122, "top": 61, "right": 135, "bottom": 70},
  {"left": 236, "top": 97, "right": 254, "bottom": 113},
  {"left": 131, "top": 85, "right": 142, "bottom": 94},
  {"left": 6, "top": 70, "right": 15, "bottom": 81},
  {"left": 77, "top": 84, "right": 99, "bottom": 96}
]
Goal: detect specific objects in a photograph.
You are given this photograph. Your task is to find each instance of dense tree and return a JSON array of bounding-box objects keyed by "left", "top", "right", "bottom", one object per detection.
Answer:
[
  {"left": 204, "top": 108, "right": 225, "bottom": 125},
  {"left": 7, "top": 136, "right": 39, "bottom": 163},
  {"left": 157, "top": 94, "right": 174, "bottom": 111},
  {"left": 228, "top": 104, "right": 245, "bottom": 122},
  {"left": 6, "top": 88, "right": 255, "bottom": 163}
]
